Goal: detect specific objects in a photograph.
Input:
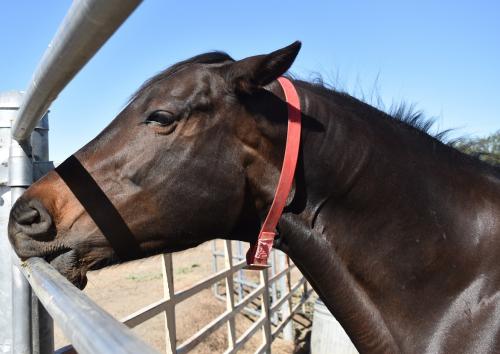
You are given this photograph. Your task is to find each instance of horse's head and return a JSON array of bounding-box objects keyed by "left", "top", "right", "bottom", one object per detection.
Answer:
[{"left": 8, "top": 42, "right": 301, "bottom": 288}]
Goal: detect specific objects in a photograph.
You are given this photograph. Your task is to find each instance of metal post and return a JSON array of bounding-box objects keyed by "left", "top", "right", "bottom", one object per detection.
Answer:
[
  {"left": 0, "top": 91, "right": 19, "bottom": 354},
  {"left": 8, "top": 97, "right": 54, "bottom": 354},
  {"left": 31, "top": 115, "right": 54, "bottom": 354},
  {"left": 10, "top": 138, "right": 34, "bottom": 354}
]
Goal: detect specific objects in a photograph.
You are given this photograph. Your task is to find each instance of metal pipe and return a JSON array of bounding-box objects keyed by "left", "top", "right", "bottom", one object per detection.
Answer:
[
  {"left": 20, "top": 258, "right": 159, "bottom": 354},
  {"left": 0, "top": 91, "right": 21, "bottom": 354},
  {"left": 30, "top": 114, "right": 54, "bottom": 354},
  {"left": 12, "top": 0, "right": 142, "bottom": 141},
  {"left": 278, "top": 252, "right": 293, "bottom": 341},
  {"left": 31, "top": 115, "right": 49, "bottom": 163},
  {"left": 8, "top": 93, "right": 54, "bottom": 354},
  {"left": 236, "top": 242, "right": 244, "bottom": 302},
  {"left": 11, "top": 263, "right": 32, "bottom": 354},
  {"left": 9, "top": 137, "right": 34, "bottom": 354},
  {"left": 31, "top": 297, "right": 54, "bottom": 354}
]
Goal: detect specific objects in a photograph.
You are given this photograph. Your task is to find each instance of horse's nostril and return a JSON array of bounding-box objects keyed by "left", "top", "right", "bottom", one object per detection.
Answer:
[
  {"left": 16, "top": 208, "right": 40, "bottom": 225},
  {"left": 10, "top": 198, "right": 54, "bottom": 240}
]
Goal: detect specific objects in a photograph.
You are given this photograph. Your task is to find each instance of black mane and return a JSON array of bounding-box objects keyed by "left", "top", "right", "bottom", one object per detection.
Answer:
[
  {"left": 293, "top": 79, "right": 450, "bottom": 143},
  {"left": 294, "top": 79, "right": 499, "bottom": 173}
]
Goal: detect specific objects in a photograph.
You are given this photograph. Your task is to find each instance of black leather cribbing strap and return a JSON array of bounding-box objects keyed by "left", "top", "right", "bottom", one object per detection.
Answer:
[{"left": 55, "top": 155, "right": 142, "bottom": 261}]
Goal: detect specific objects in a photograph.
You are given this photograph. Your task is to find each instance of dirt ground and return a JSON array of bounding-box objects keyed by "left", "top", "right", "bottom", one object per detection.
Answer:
[{"left": 54, "top": 241, "right": 315, "bottom": 353}]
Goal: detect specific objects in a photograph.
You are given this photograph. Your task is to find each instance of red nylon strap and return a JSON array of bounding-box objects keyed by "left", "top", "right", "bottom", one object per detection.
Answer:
[{"left": 245, "top": 77, "right": 302, "bottom": 269}]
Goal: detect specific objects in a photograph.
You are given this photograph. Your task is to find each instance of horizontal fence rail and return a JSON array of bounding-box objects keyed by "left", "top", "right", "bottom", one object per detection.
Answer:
[
  {"left": 20, "top": 258, "right": 159, "bottom": 354},
  {"left": 12, "top": 0, "right": 143, "bottom": 141}
]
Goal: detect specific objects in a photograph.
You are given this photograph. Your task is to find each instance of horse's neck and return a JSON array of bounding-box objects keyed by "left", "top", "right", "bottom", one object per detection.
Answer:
[
  {"left": 274, "top": 85, "right": 500, "bottom": 353},
  {"left": 270, "top": 87, "right": 402, "bottom": 352},
  {"left": 276, "top": 215, "right": 401, "bottom": 353}
]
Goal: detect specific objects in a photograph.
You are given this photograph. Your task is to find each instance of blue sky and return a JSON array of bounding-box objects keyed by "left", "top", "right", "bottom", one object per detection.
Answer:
[{"left": 1, "top": 1, "right": 499, "bottom": 162}]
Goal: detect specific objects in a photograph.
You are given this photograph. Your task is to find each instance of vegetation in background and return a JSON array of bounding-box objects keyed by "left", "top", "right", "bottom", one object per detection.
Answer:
[{"left": 454, "top": 130, "right": 500, "bottom": 167}]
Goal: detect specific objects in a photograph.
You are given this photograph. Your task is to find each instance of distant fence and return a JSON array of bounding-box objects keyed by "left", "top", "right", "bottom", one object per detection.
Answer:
[
  {"left": 121, "top": 240, "right": 313, "bottom": 353},
  {"left": 0, "top": 1, "right": 313, "bottom": 353}
]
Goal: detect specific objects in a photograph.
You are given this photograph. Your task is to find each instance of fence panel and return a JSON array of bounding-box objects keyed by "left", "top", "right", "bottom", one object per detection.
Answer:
[{"left": 121, "top": 240, "right": 314, "bottom": 353}]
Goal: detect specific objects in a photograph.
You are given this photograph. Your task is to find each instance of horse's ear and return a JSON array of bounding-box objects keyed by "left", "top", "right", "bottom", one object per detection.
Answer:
[{"left": 228, "top": 41, "right": 301, "bottom": 94}]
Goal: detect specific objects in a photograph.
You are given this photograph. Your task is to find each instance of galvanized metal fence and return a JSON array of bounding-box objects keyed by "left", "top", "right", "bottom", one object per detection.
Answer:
[
  {"left": 120, "top": 240, "right": 312, "bottom": 353},
  {"left": 0, "top": 1, "right": 314, "bottom": 353}
]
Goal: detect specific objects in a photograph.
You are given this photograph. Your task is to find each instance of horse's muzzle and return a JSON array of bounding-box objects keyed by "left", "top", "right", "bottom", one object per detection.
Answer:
[{"left": 8, "top": 198, "right": 55, "bottom": 248}]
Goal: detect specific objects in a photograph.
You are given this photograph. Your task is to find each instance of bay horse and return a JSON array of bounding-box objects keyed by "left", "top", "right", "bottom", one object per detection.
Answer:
[{"left": 8, "top": 41, "right": 500, "bottom": 353}]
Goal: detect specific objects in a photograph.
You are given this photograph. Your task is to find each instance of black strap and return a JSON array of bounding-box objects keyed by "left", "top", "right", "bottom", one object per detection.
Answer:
[{"left": 55, "top": 155, "right": 142, "bottom": 261}]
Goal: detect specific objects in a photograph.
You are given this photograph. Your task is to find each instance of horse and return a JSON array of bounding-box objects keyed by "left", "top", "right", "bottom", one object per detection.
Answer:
[{"left": 8, "top": 41, "right": 500, "bottom": 353}]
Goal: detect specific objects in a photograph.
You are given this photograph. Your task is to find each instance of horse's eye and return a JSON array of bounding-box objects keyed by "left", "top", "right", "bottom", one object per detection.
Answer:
[{"left": 145, "top": 110, "right": 177, "bottom": 126}]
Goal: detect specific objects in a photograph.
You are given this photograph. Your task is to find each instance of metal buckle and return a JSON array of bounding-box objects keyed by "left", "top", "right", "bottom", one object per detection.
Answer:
[{"left": 243, "top": 263, "right": 271, "bottom": 270}]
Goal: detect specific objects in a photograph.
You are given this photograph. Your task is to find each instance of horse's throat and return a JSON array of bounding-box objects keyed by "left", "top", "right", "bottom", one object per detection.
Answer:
[{"left": 276, "top": 214, "right": 400, "bottom": 353}]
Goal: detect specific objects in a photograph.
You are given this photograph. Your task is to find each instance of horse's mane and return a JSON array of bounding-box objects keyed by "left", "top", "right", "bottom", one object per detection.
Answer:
[
  {"left": 293, "top": 79, "right": 452, "bottom": 142},
  {"left": 295, "top": 79, "right": 500, "bottom": 173}
]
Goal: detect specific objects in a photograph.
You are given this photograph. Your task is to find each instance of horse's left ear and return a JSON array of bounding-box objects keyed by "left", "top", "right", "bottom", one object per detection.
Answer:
[{"left": 228, "top": 41, "right": 301, "bottom": 94}]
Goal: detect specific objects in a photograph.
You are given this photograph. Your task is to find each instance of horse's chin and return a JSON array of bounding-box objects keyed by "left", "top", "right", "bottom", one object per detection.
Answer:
[{"left": 49, "top": 249, "right": 88, "bottom": 290}]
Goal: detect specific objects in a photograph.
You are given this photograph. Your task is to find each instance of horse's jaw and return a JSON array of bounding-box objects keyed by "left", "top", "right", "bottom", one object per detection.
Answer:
[{"left": 49, "top": 249, "right": 88, "bottom": 289}]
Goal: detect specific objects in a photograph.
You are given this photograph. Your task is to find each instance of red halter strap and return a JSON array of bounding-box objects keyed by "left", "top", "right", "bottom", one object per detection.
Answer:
[{"left": 245, "top": 77, "right": 302, "bottom": 269}]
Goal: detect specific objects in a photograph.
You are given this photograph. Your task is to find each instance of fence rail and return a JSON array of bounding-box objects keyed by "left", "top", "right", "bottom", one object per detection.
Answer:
[
  {"left": 20, "top": 258, "right": 158, "bottom": 354},
  {"left": 12, "top": 0, "right": 143, "bottom": 141}
]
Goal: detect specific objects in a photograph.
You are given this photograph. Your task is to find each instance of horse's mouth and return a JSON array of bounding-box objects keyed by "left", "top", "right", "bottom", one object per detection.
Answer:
[{"left": 47, "top": 248, "right": 88, "bottom": 290}]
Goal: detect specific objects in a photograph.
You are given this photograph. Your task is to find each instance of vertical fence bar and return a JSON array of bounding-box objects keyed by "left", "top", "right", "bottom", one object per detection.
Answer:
[
  {"left": 279, "top": 253, "right": 293, "bottom": 341},
  {"left": 270, "top": 252, "right": 278, "bottom": 326},
  {"left": 32, "top": 299, "right": 53, "bottom": 354},
  {"left": 162, "top": 254, "right": 177, "bottom": 354},
  {"left": 260, "top": 270, "right": 272, "bottom": 354},
  {"left": 236, "top": 242, "right": 244, "bottom": 303},
  {"left": 31, "top": 115, "right": 54, "bottom": 354},
  {"left": 11, "top": 263, "right": 32, "bottom": 354},
  {"left": 211, "top": 241, "right": 218, "bottom": 296},
  {"left": 224, "top": 241, "right": 237, "bottom": 350},
  {"left": 302, "top": 281, "right": 309, "bottom": 314}
]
